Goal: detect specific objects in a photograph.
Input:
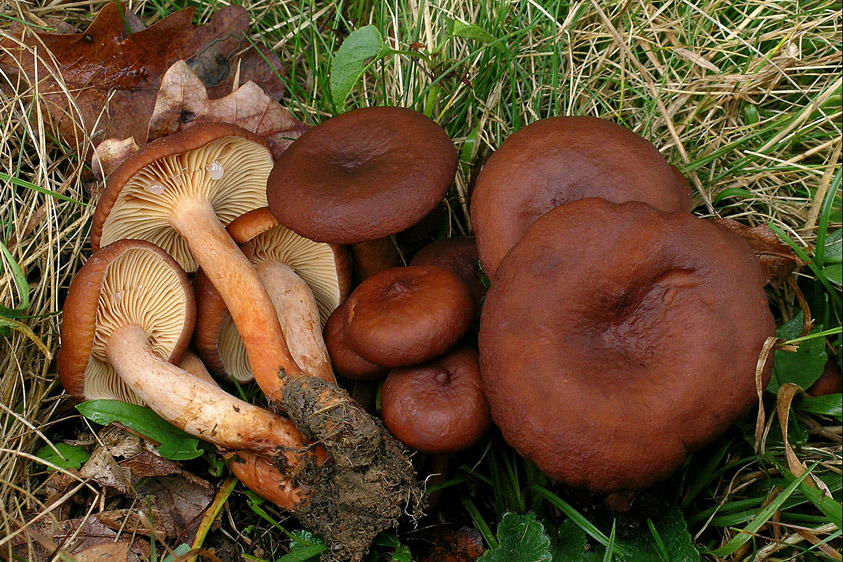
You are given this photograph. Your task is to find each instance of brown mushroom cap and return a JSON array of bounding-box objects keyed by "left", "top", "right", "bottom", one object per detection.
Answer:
[
  {"left": 323, "top": 302, "right": 389, "bottom": 381},
  {"left": 344, "top": 266, "right": 475, "bottom": 368},
  {"left": 478, "top": 197, "right": 774, "bottom": 493},
  {"left": 470, "top": 116, "right": 693, "bottom": 277},
  {"left": 410, "top": 236, "right": 486, "bottom": 310},
  {"left": 266, "top": 106, "right": 458, "bottom": 245},
  {"left": 382, "top": 347, "right": 491, "bottom": 453},
  {"left": 193, "top": 207, "right": 351, "bottom": 382},
  {"left": 57, "top": 239, "right": 194, "bottom": 404},
  {"left": 91, "top": 122, "right": 272, "bottom": 273}
]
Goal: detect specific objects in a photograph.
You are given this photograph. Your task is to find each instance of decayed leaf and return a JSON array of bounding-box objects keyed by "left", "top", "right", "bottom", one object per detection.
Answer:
[
  {"left": 414, "top": 525, "right": 486, "bottom": 562},
  {"left": 148, "top": 61, "right": 308, "bottom": 159},
  {"left": 0, "top": 2, "right": 286, "bottom": 152},
  {"left": 93, "top": 137, "right": 140, "bottom": 180},
  {"left": 11, "top": 513, "right": 143, "bottom": 562},
  {"left": 714, "top": 218, "right": 803, "bottom": 287},
  {"left": 73, "top": 541, "right": 131, "bottom": 562}
]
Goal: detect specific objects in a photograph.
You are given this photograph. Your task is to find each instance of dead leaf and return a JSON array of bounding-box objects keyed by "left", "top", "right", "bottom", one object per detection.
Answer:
[
  {"left": 0, "top": 2, "right": 287, "bottom": 152},
  {"left": 412, "top": 525, "right": 486, "bottom": 562},
  {"left": 135, "top": 475, "right": 214, "bottom": 543},
  {"left": 72, "top": 541, "right": 131, "bottom": 562},
  {"left": 147, "top": 61, "right": 308, "bottom": 159},
  {"left": 92, "top": 137, "right": 140, "bottom": 180},
  {"left": 715, "top": 218, "right": 803, "bottom": 287},
  {"left": 11, "top": 513, "right": 143, "bottom": 562}
]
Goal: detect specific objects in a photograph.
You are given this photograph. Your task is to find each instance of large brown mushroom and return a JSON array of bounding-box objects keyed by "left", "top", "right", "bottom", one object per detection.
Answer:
[
  {"left": 478, "top": 197, "right": 774, "bottom": 493},
  {"left": 470, "top": 116, "right": 692, "bottom": 278},
  {"left": 266, "top": 106, "right": 458, "bottom": 279}
]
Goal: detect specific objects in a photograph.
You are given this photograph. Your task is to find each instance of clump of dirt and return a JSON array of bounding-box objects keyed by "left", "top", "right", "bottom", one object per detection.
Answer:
[{"left": 280, "top": 375, "right": 424, "bottom": 562}]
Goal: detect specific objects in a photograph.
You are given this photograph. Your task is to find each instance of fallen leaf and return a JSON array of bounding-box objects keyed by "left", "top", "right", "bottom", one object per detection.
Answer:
[
  {"left": 11, "top": 513, "right": 143, "bottom": 562},
  {"left": 715, "top": 218, "right": 803, "bottom": 287},
  {"left": 135, "top": 475, "right": 214, "bottom": 543},
  {"left": 73, "top": 541, "right": 131, "bottom": 562},
  {"left": 0, "top": 2, "right": 287, "bottom": 152},
  {"left": 92, "top": 137, "right": 140, "bottom": 180},
  {"left": 412, "top": 525, "right": 486, "bottom": 562},
  {"left": 147, "top": 61, "right": 308, "bottom": 159}
]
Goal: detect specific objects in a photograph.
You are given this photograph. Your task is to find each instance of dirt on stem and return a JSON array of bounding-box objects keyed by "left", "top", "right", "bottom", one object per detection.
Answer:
[{"left": 278, "top": 374, "right": 424, "bottom": 562}]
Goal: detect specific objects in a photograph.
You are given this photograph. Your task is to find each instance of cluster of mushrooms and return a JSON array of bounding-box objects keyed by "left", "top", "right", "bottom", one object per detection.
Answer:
[{"left": 55, "top": 104, "right": 776, "bottom": 558}]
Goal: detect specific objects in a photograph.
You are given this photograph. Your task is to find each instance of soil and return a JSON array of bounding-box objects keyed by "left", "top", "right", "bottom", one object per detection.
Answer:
[{"left": 279, "top": 375, "right": 424, "bottom": 562}]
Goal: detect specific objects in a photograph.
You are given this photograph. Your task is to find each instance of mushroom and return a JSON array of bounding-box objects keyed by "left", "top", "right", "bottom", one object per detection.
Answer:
[
  {"left": 470, "top": 116, "right": 693, "bottom": 278},
  {"left": 329, "top": 265, "right": 475, "bottom": 369},
  {"left": 808, "top": 359, "right": 842, "bottom": 397},
  {"left": 381, "top": 347, "right": 490, "bottom": 454},
  {"left": 56, "top": 239, "right": 313, "bottom": 472},
  {"left": 90, "top": 122, "right": 320, "bottom": 402},
  {"left": 478, "top": 197, "right": 775, "bottom": 493},
  {"left": 410, "top": 236, "right": 486, "bottom": 310},
  {"left": 193, "top": 207, "right": 351, "bottom": 383},
  {"left": 266, "top": 106, "right": 458, "bottom": 280},
  {"left": 323, "top": 301, "right": 389, "bottom": 381}
]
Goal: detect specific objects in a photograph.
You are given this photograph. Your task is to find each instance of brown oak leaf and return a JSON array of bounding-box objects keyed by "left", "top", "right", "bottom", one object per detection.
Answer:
[
  {"left": 715, "top": 218, "right": 804, "bottom": 287},
  {"left": 0, "top": 2, "right": 287, "bottom": 153},
  {"left": 148, "top": 60, "right": 308, "bottom": 159}
]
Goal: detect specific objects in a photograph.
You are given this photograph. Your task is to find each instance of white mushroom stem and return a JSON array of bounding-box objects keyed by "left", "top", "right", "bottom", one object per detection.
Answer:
[
  {"left": 168, "top": 200, "right": 333, "bottom": 402},
  {"left": 106, "top": 323, "right": 308, "bottom": 463},
  {"left": 256, "top": 261, "right": 334, "bottom": 384}
]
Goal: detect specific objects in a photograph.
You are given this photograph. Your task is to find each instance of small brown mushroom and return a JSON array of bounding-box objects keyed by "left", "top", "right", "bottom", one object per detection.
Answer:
[
  {"left": 323, "top": 301, "right": 389, "bottom": 381},
  {"left": 266, "top": 106, "right": 458, "bottom": 280},
  {"left": 410, "top": 236, "right": 486, "bottom": 310},
  {"left": 193, "top": 207, "right": 351, "bottom": 383},
  {"left": 381, "top": 347, "right": 490, "bottom": 453},
  {"left": 339, "top": 266, "right": 474, "bottom": 368},
  {"left": 470, "top": 116, "right": 692, "bottom": 278},
  {"left": 479, "top": 197, "right": 774, "bottom": 493}
]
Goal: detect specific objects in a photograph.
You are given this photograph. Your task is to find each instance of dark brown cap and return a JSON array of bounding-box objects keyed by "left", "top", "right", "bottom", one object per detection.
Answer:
[
  {"left": 382, "top": 347, "right": 491, "bottom": 453},
  {"left": 479, "top": 197, "right": 774, "bottom": 493},
  {"left": 470, "top": 116, "right": 692, "bottom": 278},
  {"left": 266, "top": 106, "right": 457, "bottom": 245}
]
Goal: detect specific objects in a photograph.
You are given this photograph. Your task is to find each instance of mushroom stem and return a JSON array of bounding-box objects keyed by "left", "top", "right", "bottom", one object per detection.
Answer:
[
  {"left": 350, "top": 238, "right": 401, "bottom": 281},
  {"left": 106, "top": 323, "right": 308, "bottom": 463},
  {"left": 167, "top": 199, "right": 313, "bottom": 401},
  {"left": 255, "top": 261, "right": 335, "bottom": 383}
]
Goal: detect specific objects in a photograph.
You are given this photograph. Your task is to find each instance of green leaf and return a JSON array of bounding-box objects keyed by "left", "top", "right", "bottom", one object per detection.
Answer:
[
  {"left": 823, "top": 229, "right": 842, "bottom": 264},
  {"left": 480, "top": 512, "right": 552, "bottom": 562},
  {"left": 796, "top": 394, "right": 843, "bottom": 420},
  {"left": 551, "top": 519, "right": 587, "bottom": 562},
  {"left": 447, "top": 18, "right": 497, "bottom": 44},
  {"left": 615, "top": 505, "right": 699, "bottom": 562},
  {"left": 822, "top": 263, "right": 842, "bottom": 286},
  {"left": 34, "top": 442, "right": 89, "bottom": 470},
  {"left": 161, "top": 544, "right": 191, "bottom": 562},
  {"left": 0, "top": 239, "right": 30, "bottom": 317},
  {"left": 76, "top": 400, "right": 203, "bottom": 460},
  {"left": 329, "top": 25, "right": 385, "bottom": 109},
  {"left": 768, "top": 313, "right": 827, "bottom": 394}
]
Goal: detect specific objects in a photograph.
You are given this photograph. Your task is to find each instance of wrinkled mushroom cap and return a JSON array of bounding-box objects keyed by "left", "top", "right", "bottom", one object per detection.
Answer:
[
  {"left": 56, "top": 240, "right": 195, "bottom": 405},
  {"left": 470, "top": 116, "right": 693, "bottom": 277},
  {"left": 266, "top": 106, "right": 457, "bottom": 245},
  {"left": 193, "top": 207, "right": 351, "bottom": 381},
  {"left": 479, "top": 198, "right": 774, "bottom": 493},
  {"left": 382, "top": 347, "right": 490, "bottom": 453},
  {"left": 91, "top": 123, "right": 273, "bottom": 272},
  {"left": 344, "top": 266, "right": 474, "bottom": 368}
]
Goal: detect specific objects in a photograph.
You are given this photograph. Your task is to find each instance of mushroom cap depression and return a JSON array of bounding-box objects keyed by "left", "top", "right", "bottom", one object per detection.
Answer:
[
  {"left": 343, "top": 265, "right": 474, "bottom": 368},
  {"left": 56, "top": 239, "right": 195, "bottom": 405},
  {"left": 91, "top": 122, "right": 273, "bottom": 272},
  {"left": 478, "top": 198, "right": 774, "bottom": 493},
  {"left": 470, "top": 116, "right": 693, "bottom": 277},
  {"left": 266, "top": 106, "right": 458, "bottom": 245},
  {"left": 193, "top": 207, "right": 351, "bottom": 382},
  {"left": 382, "top": 347, "right": 491, "bottom": 454}
]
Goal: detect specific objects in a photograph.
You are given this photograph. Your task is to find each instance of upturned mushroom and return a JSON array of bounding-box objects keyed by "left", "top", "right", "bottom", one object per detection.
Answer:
[
  {"left": 266, "top": 106, "right": 458, "bottom": 279},
  {"left": 478, "top": 197, "right": 775, "bottom": 493},
  {"left": 56, "top": 239, "right": 313, "bottom": 475},
  {"left": 193, "top": 207, "right": 351, "bottom": 383},
  {"left": 470, "top": 116, "right": 693, "bottom": 278}
]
